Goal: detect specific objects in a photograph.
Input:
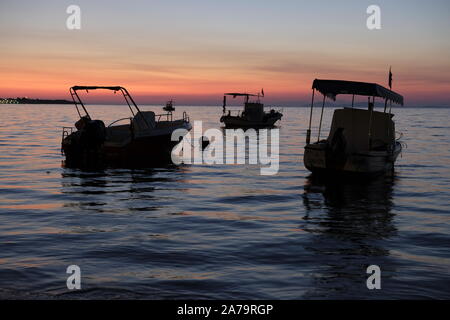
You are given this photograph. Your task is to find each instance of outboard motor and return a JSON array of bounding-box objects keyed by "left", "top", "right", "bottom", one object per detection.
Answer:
[
  {"left": 79, "top": 120, "right": 106, "bottom": 149},
  {"left": 75, "top": 116, "right": 90, "bottom": 130}
]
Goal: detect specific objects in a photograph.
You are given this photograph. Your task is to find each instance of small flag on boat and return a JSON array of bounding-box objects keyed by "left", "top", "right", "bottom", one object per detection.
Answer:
[
  {"left": 389, "top": 67, "right": 393, "bottom": 89},
  {"left": 261, "top": 88, "right": 265, "bottom": 97}
]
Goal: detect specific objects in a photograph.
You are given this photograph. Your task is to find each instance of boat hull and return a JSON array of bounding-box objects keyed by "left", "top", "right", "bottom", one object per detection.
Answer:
[
  {"left": 303, "top": 142, "right": 402, "bottom": 177},
  {"left": 62, "top": 123, "right": 191, "bottom": 168},
  {"left": 220, "top": 114, "right": 282, "bottom": 129}
]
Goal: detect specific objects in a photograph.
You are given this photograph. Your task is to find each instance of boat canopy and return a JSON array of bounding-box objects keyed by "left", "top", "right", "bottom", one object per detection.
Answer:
[
  {"left": 69, "top": 85, "right": 144, "bottom": 124},
  {"left": 225, "top": 93, "right": 258, "bottom": 98},
  {"left": 71, "top": 86, "right": 124, "bottom": 92},
  {"left": 312, "top": 79, "right": 404, "bottom": 105},
  {"left": 223, "top": 92, "right": 261, "bottom": 112}
]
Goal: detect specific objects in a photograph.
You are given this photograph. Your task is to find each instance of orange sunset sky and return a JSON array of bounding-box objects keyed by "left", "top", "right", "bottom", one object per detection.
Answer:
[{"left": 1, "top": 0, "right": 449, "bottom": 106}]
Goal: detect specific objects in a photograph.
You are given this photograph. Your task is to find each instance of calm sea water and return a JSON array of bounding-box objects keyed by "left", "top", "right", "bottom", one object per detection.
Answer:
[{"left": 0, "top": 104, "right": 449, "bottom": 299}]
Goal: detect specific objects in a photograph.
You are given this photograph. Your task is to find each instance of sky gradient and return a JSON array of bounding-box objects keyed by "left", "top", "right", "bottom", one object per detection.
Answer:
[{"left": 1, "top": 0, "right": 449, "bottom": 106}]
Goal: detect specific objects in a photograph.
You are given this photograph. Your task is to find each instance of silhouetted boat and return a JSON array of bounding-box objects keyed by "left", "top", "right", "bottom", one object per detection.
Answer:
[
  {"left": 61, "top": 86, "right": 191, "bottom": 167},
  {"left": 220, "top": 92, "right": 282, "bottom": 128},
  {"left": 163, "top": 100, "right": 175, "bottom": 112},
  {"left": 304, "top": 79, "right": 404, "bottom": 176}
]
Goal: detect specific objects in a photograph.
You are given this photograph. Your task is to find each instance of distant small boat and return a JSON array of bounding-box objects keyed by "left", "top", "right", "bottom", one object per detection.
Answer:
[
  {"left": 61, "top": 86, "right": 191, "bottom": 167},
  {"left": 220, "top": 91, "right": 282, "bottom": 129},
  {"left": 303, "top": 79, "right": 404, "bottom": 177},
  {"left": 163, "top": 100, "right": 175, "bottom": 112}
]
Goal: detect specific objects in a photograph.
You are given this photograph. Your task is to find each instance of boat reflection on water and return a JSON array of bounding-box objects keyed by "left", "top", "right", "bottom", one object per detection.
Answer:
[
  {"left": 301, "top": 175, "right": 399, "bottom": 298},
  {"left": 60, "top": 165, "right": 187, "bottom": 213},
  {"left": 303, "top": 174, "right": 397, "bottom": 235}
]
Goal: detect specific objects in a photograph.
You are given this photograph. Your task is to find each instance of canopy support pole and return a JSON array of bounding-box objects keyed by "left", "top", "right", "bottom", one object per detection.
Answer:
[
  {"left": 351, "top": 95, "right": 355, "bottom": 108},
  {"left": 317, "top": 94, "right": 326, "bottom": 143},
  {"left": 70, "top": 88, "right": 90, "bottom": 119},
  {"left": 120, "top": 87, "right": 151, "bottom": 129},
  {"left": 368, "top": 96, "right": 375, "bottom": 150},
  {"left": 222, "top": 96, "right": 227, "bottom": 114},
  {"left": 306, "top": 89, "right": 315, "bottom": 144},
  {"left": 387, "top": 99, "right": 392, "bottom": 145}
]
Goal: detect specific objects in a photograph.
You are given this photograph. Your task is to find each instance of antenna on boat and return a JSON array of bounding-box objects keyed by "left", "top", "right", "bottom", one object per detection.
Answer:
[
  {"left": 389, "top": 66, "right": 393, "bottom": 90},
  {"left": 256, "top": 89, "right": 264, "bottom": 103}
]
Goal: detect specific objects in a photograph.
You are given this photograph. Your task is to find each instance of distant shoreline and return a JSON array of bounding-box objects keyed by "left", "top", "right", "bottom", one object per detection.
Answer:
[{"left": 0, "top": 98, "right": 72, "bottom": 104}]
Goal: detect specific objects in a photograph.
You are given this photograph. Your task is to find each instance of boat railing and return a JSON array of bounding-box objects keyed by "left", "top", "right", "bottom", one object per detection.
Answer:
[
  {"left": 155, "top": 111, "right": 190, "bottom": 123},
  {"left": 183, "top": 111, "right": 190, "bottom": 123},
  {"left": 108, "top": 117, "right": 132, "bottom": 127},
  {"left": 225, "top": 109, "right": 242, "bottom": 117},
  {"left": 62, "top": 127, "right": 73, "bottom": 140},
  {"left": 265, "top": 105, "right": 283, "bottom": 113},
  {"left": 105, "top": 111, "right": 188, "bottom": 128},
  {"left": 155, "top": 112, "right": 173, "bottom": 122},
  {"left": 61, "top": 127, "right": 73, "bottom": 154}
]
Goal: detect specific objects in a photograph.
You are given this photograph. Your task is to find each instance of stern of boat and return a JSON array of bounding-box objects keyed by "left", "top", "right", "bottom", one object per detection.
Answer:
[{"left": 304, "top": 142, "right": 328, "bottom": 172}]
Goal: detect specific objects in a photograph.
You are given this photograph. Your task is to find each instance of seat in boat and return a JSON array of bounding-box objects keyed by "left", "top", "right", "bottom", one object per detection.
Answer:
[{"left": 132, "top": 111, "right": 156, "bottom": 131}]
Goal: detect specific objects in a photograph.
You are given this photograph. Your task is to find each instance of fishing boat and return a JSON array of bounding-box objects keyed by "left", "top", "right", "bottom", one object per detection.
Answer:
[
  {"left": 220, "top": 91, "right": 282, "bottom": 128},
  {"left": 303, "top": 79, "right": 404, "bottom": 177},
  {"left": 163, "top": 100, "right": 175, "bottom": 112},
  {"left": 61, "top": 86, "right": 191, "bottom": 167}
]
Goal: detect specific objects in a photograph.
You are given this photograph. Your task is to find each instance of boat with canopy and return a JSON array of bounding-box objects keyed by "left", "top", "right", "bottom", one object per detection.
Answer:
[
  {"left": 220, "top": 91, "right": 282, "bottom": 128},
  {"left": 61, "top": 86, "right": 191, "bottom": 167},
  {"left": 303, "top": 79, "right": 404, "bottom": 176}
]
